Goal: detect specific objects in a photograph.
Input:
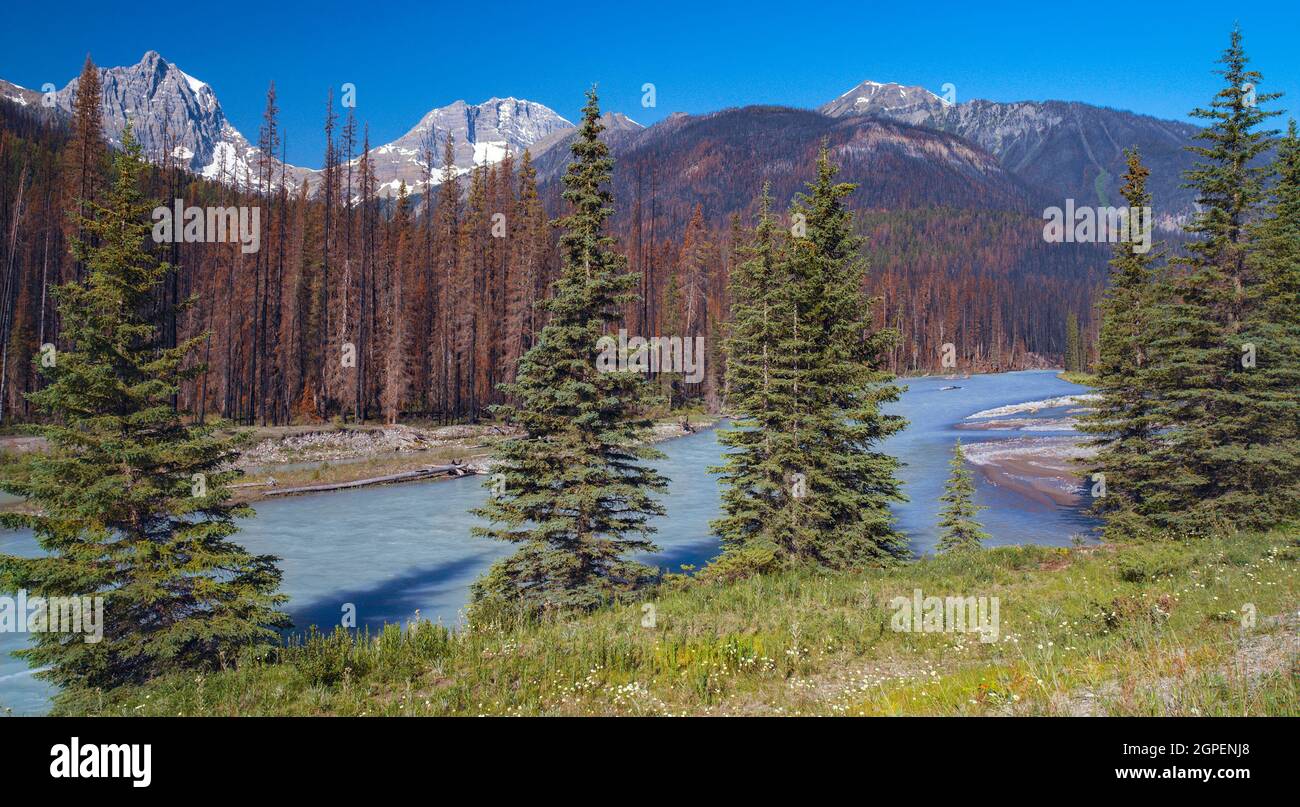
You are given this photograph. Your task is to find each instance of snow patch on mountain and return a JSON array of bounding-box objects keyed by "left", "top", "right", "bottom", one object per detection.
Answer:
[
  {"left": 473, "top": 140, "right": 509, "bottom": 166},
  {"left": 178, "top": 70, "right": 207, "bottom": 94},
  {"left": 328, "top": 96, "right": 575, "bottom": 193}
]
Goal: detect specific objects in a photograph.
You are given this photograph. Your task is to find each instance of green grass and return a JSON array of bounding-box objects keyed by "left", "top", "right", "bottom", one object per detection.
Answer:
[
  {"left": 1094, "top": 169, "right": 1112, "bottom": 208},
  {"left": 1057, "top": 370, "right": 1098, "bottom": 386},
  {"left": 52, "top": 530, "right": 1299, "bottom": 717}
]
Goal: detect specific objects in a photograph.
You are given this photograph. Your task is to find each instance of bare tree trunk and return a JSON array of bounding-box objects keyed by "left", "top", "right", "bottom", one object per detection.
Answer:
[{"left": 0, "top": 166, "right": 30, "bottom": 422}]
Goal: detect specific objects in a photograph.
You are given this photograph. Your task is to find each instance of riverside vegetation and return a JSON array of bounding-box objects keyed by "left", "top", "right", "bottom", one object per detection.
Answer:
[
  {"left": 2, "top": 28, "right": 1298, "bottom": 717},
  {"left": 63, "top": 530, "right": 1297, "bottom": 716}
]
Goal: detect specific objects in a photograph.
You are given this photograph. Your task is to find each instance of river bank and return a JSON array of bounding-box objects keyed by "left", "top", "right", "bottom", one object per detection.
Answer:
[
  {"left": 0, "top": 414, "right": 722, "bottom": 510},
  {"left": 949, "top": 389, "right": 1099, "bottom": 508},
  {"left": 0, "top": 370, "right": 1096, "bottom": 714},
  {"left": 233, "top": 415, "right": 720, "bottom": 502},
  {"left": 62, "top": 529, "right": 1300, "bottom": 716}
]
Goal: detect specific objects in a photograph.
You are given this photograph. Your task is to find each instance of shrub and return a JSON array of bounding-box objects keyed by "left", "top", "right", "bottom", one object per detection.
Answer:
[
  {"left": 1116, "top": 544, "right": 1194, "bottom": 583},
  {"left": 288, "top": 626, "right": 370, "bottom": 686},
  {"left": 697, "top": 542, "right": 784, "bottom": 584}
]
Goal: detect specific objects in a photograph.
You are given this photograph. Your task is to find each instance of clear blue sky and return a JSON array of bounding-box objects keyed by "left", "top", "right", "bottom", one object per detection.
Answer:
[{"left": 2, "top": 0, "right": 1297, "bottom": 167}]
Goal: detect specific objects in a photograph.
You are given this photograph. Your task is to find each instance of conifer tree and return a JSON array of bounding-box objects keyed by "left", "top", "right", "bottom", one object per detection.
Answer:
[
  {"left": 61, "top": 55, "right": 107, "bottom": 286},
  {"left": 657, "top": 267, "right": 685, "bottom": 404},
  {"left": 1078, "top": 149, "right": 1166, "bottom": 538},
  {"left": 1239, "top": 119, "right": 1300, "bottom": 522},
  {"left": 714, "top": 150, "right": 908, "bottom": 568},
  {"left": 936, "top": 439, "right": 989, "bottom": 553},
  {"left": 710, "top": 184, "right": 791, "bottom": 556},
  {"left": 1144, "top": 27, "right": 1287, "bottom": 534},
  {"left": 783, "top": 146, "right": 908, "bottom": 566},
  {"left": 457, "top": 164, "right": 488, "bottom": 418},
  {"left": 504, "top": 150, "right": 546, "bottom": 380},
  {"left": 679, "top": 205, "right": 710, "bottom": 340},
  {"left": 432, "top": 133, "right": 460, "bottom": 420},
  {"left": 382, "top": 182, "right": 412, "bottom": 424},
  {"left": 1065, "top": 311, "right": 1080, "bottom": 372},
  {"left": 515, "top": 150, "right": 548, "bottom": 343},
  {"left": 469, "top": 89, "right": 667, "bottom": 618},
  {"left": 0, "top": 126, "right": 287, "bottom": 695}
]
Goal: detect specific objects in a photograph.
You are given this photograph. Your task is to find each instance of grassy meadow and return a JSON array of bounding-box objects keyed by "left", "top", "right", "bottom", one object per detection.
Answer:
[{"left": 59, "top": 529, "right": 1298, "bottom": 717}]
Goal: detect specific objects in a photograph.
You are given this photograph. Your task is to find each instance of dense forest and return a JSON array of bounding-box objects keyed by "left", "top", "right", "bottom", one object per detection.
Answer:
[
  {"left": 551, "top": 106, "right": 1112, "bottom": 379},
  {"left": 0, "top": 60, "right": 1108, "bottom": 427}
]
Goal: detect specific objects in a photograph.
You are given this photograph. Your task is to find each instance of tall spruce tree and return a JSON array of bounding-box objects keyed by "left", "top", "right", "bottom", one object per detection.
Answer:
[
  {"left": 1144, "top": 26, "right": 1287, "bottom": 534},
  {"left": 470, "top": 89, "right": 667, "bottom": 618},
  {"left": 62, "top": 55, "right": 107, "bottom": 286},
  {"left": 713, "top": 148, "right": 907, "bottom": 568},
  {"left": 1065, "top": 312, "right": 1081, "bottom": 372},
  {"left": 710, "top": 184, "right": 792, "bottom": 557},
  {"left": 786, "top": 146, "right": 908, "bottom": 566},
  {"left": 1078, "top": 149, "right": 1167, "bottom": 538},
  {"left": 936, "top": 439, "right": 989, "bottom": 554},
  {"left": 0, "top": 126, "right": 287, "bottom": 695},
  {"left": 1240, "top": 119, "right": 1300, "bottom": 522}
]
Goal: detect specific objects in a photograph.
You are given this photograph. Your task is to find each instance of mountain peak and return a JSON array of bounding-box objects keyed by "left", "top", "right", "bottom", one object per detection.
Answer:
[
  {"left": 41, "top": 52, "right": 308, "bottom": 191},
  {"left": 817, "top": 80, "right": 1201, "bottom": 227},
  {"left": 356, "top": 95, "right": 574, "bottom": 194},
  {"left": 822, "top": 80, "right": 946, "bottom": 118},
  {"left": 591, "top": 111, "right": 641, "bottom": 132}
]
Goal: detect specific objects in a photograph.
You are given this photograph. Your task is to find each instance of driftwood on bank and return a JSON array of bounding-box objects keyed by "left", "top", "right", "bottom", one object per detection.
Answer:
[
  {"left": 260, "top": 463, "right": 478, "bottom": 498},
  {"left": 230, "top": 478, "right": 278, "bottom": 489}
]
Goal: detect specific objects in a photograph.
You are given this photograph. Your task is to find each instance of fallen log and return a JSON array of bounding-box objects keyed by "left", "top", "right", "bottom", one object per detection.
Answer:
[
  {"left": 231, "top": 477, "right": 278, "bottom": 489},
  {"left": 261, "top": 463, "right": 477, "bottom": 497}
]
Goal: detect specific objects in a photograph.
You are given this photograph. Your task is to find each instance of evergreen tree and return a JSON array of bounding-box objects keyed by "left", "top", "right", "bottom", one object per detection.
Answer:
[
  {"left": 785, "top": 146, "right": 908, "bottom": 566},
  {"left": 382, "top": 181, "right": 412, "bottom": 424},
  {"left": 469, "top": 89, "right": 667, "bottom": 618},
  {"left": 1240, "top": 119, "right": 1300, "bottom": 521},
  {"left": 456, "top": 164, "right": 490, "bottom": 418},
  {"left": 1144, "top": 27, "right": 1287, "bottom": 534},
  {"left": 504, "top": 150, "right": 547, "bottom": 378},
  {"left": 61, "top": 55, "right": 107, "bottom": 286},
  {"left": 1076, "top": 318, "right": 1088, "bottom": 372},
  {"left": 679, "top": 205, "right": 711, "bottom": 340},
  {"left": 936, "top": 439, "right": 989, "bottom": 553},
  {"left": 0, "top": 126, "right": 287, "bottom": 695},
  {"left": 1078, "top": 149, "right": 1166, "bottom": 538},
  {"left": 658, "top": 254, "right": 685, "bottom": 404},
  {"left": 432, "top": 133, "right": 460, "bottom": 420},
  {"left": 710, "top": 184, "right": 791, "bottom": 557},
  {"left": 1064, "top": 311, "right": 1080, "bottom": 372},
  {"left": 713, "top": 148, "right": 908, "bottom": 568}
]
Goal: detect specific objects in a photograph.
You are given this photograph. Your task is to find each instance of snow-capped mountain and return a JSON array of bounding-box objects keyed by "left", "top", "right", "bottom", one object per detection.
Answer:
[
  {"left": 821, "top": 80, "right": 1202, "bottom": 229},
  {"left": 0, "top": 52, "right": 581, "bottom": 197},
  {"left": 0, "top": 55, "right": 1203, "bottom": 225},
  {"left": 342, "top": 97, "right": 575, "bottom": 198},
  {"left": 0, "top": 79, "right": 43, "bottom": 109},
  {"left": 46, "top": 51, "right": 309, "bottom": 190},
  {"left": 819, "top": 79, "right": 951, "bottom": 121}
]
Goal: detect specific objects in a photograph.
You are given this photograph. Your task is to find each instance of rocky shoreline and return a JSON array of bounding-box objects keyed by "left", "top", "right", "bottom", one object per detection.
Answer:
[
  {"left": 962, "top": 436, "right": 1094, "bottom": 507},
  {"left": 956, "top": 390, "right": 1098, "bottom": 508},
  {"left": 230, "top": 416, "right": 719, "bottom": 503}
]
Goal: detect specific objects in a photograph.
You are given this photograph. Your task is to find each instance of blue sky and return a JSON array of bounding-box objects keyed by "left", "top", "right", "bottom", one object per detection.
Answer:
[{"left": 2, "top": 0, "right": 1297, "bottom": 167}]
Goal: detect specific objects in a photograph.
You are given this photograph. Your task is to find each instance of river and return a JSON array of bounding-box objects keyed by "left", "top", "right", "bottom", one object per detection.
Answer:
[{"left": 0, "top": 369, "right": 1093, "bottom": 713}]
